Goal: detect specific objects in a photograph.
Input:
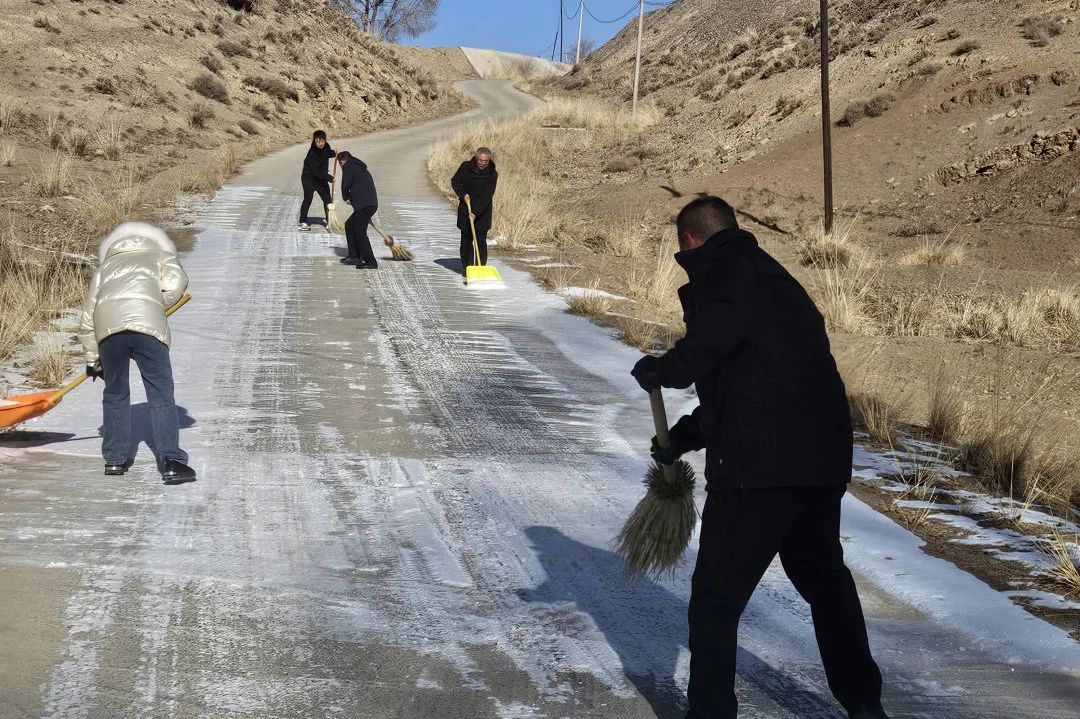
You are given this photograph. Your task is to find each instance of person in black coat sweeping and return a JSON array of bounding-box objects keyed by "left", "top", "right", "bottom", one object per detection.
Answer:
[
  {"left": 631, "top": 196, "right": 888, "bottom": 719},
  {"left": 450, "top": 147, "right": 498, "bottom": 272},
  {"left": 299, "top": 130, "right": 336, "bottom": 231},
  {"left": 336, "top": 151, "right": 379, "bottom": 269}
]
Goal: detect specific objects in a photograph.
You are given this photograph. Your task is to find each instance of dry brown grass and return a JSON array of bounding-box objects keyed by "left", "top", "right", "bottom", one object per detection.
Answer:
[
  {"left": 797, "top": 222, "right": 862, "bottom": 268},
  {"left": 28, "top": 337, "right": 74, "bottom": 388},
  {"left": 849, "top": 391, "right": 898, "bottom": 445},
  {"left": 902, "top": 237, "right": 965, "bottom": 266},
  {"left": 43, "top": 113, "right": 65, "bottom": 149},
  {"left": 814, "top": 261, "right": 877, "bottom": 335},
  {"left": 0, "top": 139, "right": 14, "bottom": 167},
  {"left": 564, "top": 284, "right": 615, "bottom": 318},
  {"left": 31, "top": 151, "right": 73, "bottom": 197},
  {"left": 0, "top": 98, "right": 18, "bottom": 135},
  {"left": 93, "top": 119, "right": 125, "bottom": 160},
  {"left": 80, "top": 169, "right": 145, "bottom": 235},
  {"left": 0, "top": 226, "right": 86, "bottom": 365},
  {"left": 927, "top": 362, "right": 964, "bottom": 444},
  {"left": 1041, "top": 533, "right": 1080, "bottom": 596}
]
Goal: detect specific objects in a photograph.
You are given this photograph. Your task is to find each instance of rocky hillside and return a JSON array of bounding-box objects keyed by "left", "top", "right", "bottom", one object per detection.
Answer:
[
  {"left": 569, "top": 0, "right": 1079, "bottom": 274},
  {"left": 0, "top": 0, "right": 464, "bottom": 254}
]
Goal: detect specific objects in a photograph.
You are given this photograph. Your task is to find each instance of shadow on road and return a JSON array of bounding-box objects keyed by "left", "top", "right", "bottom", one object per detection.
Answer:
[
  {"left": 434, "top": 257, "right": 465, "bottom": 276},
  {"left": 0, "top": 430, "right": 81, "bottom": 448},
  {"left": 518, "top": 526, "right": 842, "bottom": 719},
  {"left": 96, "top": 404, "right": 197, "bottom": 467}
]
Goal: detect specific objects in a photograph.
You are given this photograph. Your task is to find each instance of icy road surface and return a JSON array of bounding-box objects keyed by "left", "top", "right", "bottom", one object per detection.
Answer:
[{"left": 1, "top": 81, "right": 1078, "bottom": 718}]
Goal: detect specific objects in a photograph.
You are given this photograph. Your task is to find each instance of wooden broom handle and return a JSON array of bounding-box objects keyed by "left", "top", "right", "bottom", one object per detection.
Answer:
[
  {"left": 649, "top": 388, "right": 679, "bottom": 482},
  {"left": 47, "top": 294, "right": 193, "bottom": 404}
]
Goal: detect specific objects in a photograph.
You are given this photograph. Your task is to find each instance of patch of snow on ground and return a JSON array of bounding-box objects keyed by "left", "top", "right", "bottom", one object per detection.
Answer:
[{"left": 560, "top": 287, "right": 626, "bottom": 300}]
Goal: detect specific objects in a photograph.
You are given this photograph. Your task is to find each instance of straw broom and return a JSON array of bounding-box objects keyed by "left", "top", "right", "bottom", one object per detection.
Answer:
[
  {"left": 327, "top": 159, "right": 345, "bottom": 234},
  {"left": 369, "top": 218, "right": 414, "bottom": 261},
  {"left": 614, "top": 388, "right": 698, "bottom": 580}
]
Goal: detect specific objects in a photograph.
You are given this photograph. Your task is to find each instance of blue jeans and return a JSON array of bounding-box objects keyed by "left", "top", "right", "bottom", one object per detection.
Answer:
[{"left": 99, "top": 331, "right": 187, "bottom": 468}]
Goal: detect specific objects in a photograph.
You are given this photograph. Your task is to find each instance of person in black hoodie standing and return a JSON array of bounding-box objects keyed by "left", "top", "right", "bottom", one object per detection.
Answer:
[
  {"left": 450, "top": 147, "right": 498, "bottom": 272},
  {"left": 337, "top": 150, "right": 379, "bottom": 269},
  {"left": 299, "top": 130, "right": 336, "bottom": 231},
  {"left": 631, "top": 196, "right": 888, "bottom": 719}
]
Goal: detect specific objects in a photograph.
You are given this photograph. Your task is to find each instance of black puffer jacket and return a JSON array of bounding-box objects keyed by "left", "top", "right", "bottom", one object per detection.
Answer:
[
  {"left": 301, "top": 141, "right": 336, "bottom": 184},
  {"left": 451, "top": 160, "right": 498, "bottom": 232},
  {"left": 656, "top": 228, "right": 853, "bottom": 489},
  {"left": 340, "top": 157, "right": 378, "bottom": 210}
]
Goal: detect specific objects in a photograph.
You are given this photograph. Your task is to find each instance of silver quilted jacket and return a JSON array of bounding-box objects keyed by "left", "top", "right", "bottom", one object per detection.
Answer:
[{"left": 78, "top": 222, "right": 188, "bottom": 364}]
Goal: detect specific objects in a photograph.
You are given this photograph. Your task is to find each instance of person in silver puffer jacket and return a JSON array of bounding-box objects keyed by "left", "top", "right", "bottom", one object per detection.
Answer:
[{"left": 78, "top": 222, "right": 196, "bottom": 484}]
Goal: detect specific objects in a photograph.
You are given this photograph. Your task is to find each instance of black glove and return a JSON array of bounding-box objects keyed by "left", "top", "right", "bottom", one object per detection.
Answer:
[
  {"left": 651, "top": 433, "right": 690, "bottom": 466},
  {"left": 86, "top": 360, "right": 104, "bottom": 381},
  {"left": 631, "top": 355, "right": 662, "bottom": 393}
]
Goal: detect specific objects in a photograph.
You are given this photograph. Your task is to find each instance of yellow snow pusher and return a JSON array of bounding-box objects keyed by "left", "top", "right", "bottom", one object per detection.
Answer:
[
  {"left": 464, "top": 196, "right": 502, "bottom": 286},
  {"left": 0, "top": 294, "right": 192, "bottom": 430}
]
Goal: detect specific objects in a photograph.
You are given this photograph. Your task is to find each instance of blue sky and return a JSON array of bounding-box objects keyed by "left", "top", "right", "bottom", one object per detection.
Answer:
[{"left": 408, "top": 0, "right": 657, "bottom": 59}]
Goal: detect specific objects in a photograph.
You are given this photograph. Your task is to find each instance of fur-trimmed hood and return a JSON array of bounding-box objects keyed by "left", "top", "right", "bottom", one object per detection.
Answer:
[{"left": 98, "top": 222, "right": 177, "bottom": 263}]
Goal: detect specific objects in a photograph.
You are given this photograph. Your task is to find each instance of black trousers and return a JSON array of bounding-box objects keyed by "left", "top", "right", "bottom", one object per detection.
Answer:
[
  {"left": 300, "top": 175, "right": 331, "bottom": 224},
  {"left": 345, "top": 206, "right": 377, "bottom": 264},
  {"left": 687, "top": 484, "right": 882, "bottom": 719},
  {"left": 460, "top": 226, "right": 488, "bottom": 270}
]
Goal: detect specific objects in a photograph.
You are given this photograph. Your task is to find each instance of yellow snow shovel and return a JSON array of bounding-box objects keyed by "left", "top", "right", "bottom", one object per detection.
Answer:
[
  {"left": 464, "top": 196, "right": 501, "bottom": 285},
  {"left": 0, "top": 294, "right": 192, "bottom": 429}
]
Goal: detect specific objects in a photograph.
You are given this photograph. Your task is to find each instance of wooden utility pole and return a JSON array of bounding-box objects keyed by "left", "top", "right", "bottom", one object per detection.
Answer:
[
  {"left": 575, "top": 0, "right": 585, "bottom": 65},
  {"left": 632, "top": 0, "right": 645, "bottom": 116},
  {"left": 820, "top": 0, "right": 834, "bottom": 234}
]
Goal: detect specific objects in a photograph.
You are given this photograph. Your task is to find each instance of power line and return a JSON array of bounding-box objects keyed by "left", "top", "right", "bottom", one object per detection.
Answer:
[{"left": 583, "top": 1, "right": 639, "bottom": 24}]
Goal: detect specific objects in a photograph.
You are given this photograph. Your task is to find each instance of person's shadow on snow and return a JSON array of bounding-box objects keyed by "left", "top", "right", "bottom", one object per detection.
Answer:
[
  {"left": 434, "top": 257, "right": 466, "bottom": 276},
  {"left": 516, "top": 526, "right": 841, "bottom": 719}
]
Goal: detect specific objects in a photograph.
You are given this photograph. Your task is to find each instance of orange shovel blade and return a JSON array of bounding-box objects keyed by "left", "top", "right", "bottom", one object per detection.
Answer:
[{"left": 0, "top": 391, "right": 62, "bottom": 429}]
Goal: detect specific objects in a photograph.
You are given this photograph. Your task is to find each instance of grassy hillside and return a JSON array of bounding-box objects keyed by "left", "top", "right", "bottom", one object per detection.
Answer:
[{"left": 0, "top": 0, "right": 466, "bottom": 385}]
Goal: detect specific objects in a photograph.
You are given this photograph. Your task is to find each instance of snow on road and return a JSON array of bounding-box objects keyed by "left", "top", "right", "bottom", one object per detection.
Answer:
[{"left": 1, "top": 81, "right": 1078, "bottom": 718}]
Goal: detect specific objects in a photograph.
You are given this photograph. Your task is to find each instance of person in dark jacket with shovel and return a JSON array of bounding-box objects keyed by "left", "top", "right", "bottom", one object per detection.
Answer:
[
  {"left": 299, "top": 130, "right": 336, "bottom": 231},
  {"left": 631, "top": 196, "right": 887, "bottom": 719},
  {"left": 450, "top": 147, "right": 498, "bottom": 272},
  {"left": 337, "top": 150, "right": 379, "bottom": 269}
]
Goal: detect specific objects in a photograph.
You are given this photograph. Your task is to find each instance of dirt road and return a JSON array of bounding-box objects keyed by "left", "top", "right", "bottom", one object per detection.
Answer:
[{"left": 1, "top": 80, "right": 1078, "bottom": 718}]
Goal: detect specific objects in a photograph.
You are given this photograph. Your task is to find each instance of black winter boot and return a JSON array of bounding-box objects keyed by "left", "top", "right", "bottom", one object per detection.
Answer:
[
  {"left": 162, "top": 459, "right": 197, "bottom": 485},
  {"left": 104, "top": 460, "right": 131, "bottom": 475},
  {"left": 850, "top": 703, "right": 889, "bottom": 719}
]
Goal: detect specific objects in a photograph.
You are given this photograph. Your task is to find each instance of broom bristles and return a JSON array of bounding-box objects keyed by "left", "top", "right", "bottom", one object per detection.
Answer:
[
  {"left": 614, "top": 460, "right": 697, "bottom": 580},
  {"left": 382, "top": 234, "right": 414, "bottom": 261},
  {"left": 327, "top": 205, "right": 345, "bottom": 234}
]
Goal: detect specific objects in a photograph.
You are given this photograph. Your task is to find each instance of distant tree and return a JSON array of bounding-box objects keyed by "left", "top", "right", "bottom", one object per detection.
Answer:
[{"left": 335, "top": 0, "right": 440, "bottom": 42}]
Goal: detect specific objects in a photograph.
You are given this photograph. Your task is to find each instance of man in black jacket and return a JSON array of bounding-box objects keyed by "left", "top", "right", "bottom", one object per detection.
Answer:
[
  {"left": 450, "top": 147, "right": 498, "bottom": 272},
  {"left": 336, "top": 151, "right": 379, "bottom": 269},
  {"left": 631, "top": 196, "right": 887, "bottom": 719},
  {"left": 299, "top": 130, "right": 336, "bottom": 231}
]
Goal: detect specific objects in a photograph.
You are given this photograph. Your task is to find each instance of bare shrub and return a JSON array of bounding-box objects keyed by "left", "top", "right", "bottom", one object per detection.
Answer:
[
  {"left": 814, "top": 264, "right": 877, "bottom": 335},
  {"left": 200, "top": 53, "right": 226, "bottom": 74},
  {"left": 773, "top": 95, "right": 802, "bottom": 121},
  {"left": 915, "top": 62, "right": 943, "bottom": 77},
  {"left": 238, "top": 118, "right": 260, "bottom": 135},
  {"left": 725, "top": 106, "right": 755, "bottom": 130},
  {"left": 839, "top": 93, "right": 896, "bottom": 127},
  {"left": 31, "top": 151, "right": 73, "bottom": 197},
  {"left": 216, "top": 39, "right": 251, "bottom": 58},
  {"left": 797, "top": 223, "right": 861, "bottom": 268},
  {"left": 603, "top": 155, "right": 636, "bottom": 173},
  {"left": 191, "top": 73, "right": 230, "bottom": 103},
  {"left": 915, "top": 16, "right": 938, "bottom": 29},
  {"left": 951, "top": 40, "right": 981, "bottom": 56},
  {"left": 1021, "top": 16, "right": 1064, "bottom": 47},
  {"left": 32, "top": 15, "right": 60, "bottom": 34},
  {"left": 129, "top": 85, "right": 153, "bottom": 108},
  {"left": 251, "top": 102, "right": 273, "bottom": 121},
  {"left": 938, "top": 28, "right": 961, "bottom": 42},
  {"left": 244, "top": 75, "right": 299, "bottom": 102},
  {"left": 1041, "top": 533, "right": 1080, "bottom": 595},
  {"left": 893, "top": 218, "right": 945, "bottom": 237},
  {"left": 189, "top": 102, "right": 215, "bottom": 128},
  {"left": 0, "top": 99, "right": 18, "bottom": 135}
]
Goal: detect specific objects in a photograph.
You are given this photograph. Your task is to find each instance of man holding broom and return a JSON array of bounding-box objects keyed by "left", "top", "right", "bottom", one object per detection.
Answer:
[
  {"left": 630, "top": 196, "right": 888, "bottom": 719},
  {"left": 336, "top": 150, "right": 379, "bottom": 269}
]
